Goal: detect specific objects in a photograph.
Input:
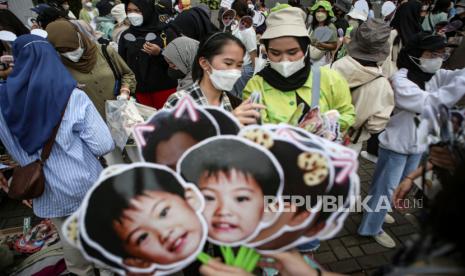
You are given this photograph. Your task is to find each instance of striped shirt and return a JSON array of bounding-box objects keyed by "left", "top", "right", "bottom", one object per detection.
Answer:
[
  {"left": 0, "top": 89, "right": 114, "bottom": 218},
  {"left": 163, "top": 82, "right": 235, "bottom": 112}
]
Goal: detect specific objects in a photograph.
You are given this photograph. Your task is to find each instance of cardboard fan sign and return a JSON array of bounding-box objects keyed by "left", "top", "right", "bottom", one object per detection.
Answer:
[
  {"left": 132, "top": 95, "right": 240, "bottom": 170},
  {"left": 238, "top": 125, "right": 359, "bottom": 253},
  {"left": 63, "top": 163, "right": 209, "bottom": 275},
  {"left": 62, "top": 96, "right": 359, "bottom": 274}
]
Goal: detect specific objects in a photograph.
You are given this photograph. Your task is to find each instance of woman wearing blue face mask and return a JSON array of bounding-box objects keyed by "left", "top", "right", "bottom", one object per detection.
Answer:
[
  {"left": 358, "top": 33, "right": 465, "bottom": 248},
  {"left": 243, "top": 5, "right": 355, "bottom": 131}
]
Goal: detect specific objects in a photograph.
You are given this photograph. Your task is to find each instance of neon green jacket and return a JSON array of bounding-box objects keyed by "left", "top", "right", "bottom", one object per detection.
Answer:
[{"left": 243, "top": 66, "right": 355, "bottom": 131}]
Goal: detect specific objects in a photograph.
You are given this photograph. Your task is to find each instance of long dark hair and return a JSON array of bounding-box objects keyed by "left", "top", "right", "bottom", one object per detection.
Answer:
[
  {"left": 431, "top": 0, "right": 451, "bottom": 14},
  {"left": 191, "top": 32, "right": 246, "bottom": 82},
  {"left": 232, "top": 0, "right": 254, "bottom": 17}
]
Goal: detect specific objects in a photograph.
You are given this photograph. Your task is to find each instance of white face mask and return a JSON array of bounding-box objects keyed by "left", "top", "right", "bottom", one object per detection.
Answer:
[
  {"left": 61, "top": 33, "right": 84, "bottom": 62},
  {"left": 62, "top": 4, "right": 70, "bottom": 11},
  {"left": 85, "top": 2, "right": 93, "bottom": 9},
  {"left": 315, "top": 12, "right": 327, "bottom": 22},
  {"left": 248, "top": 4, "right": 255, "bottom": 10},
  {"left": 128, "top": 13, "right": 143, "bottom": 26},
  {"left": 269, "top": 52, "right": 307, "bottom": 78},
  {"left": 410, "top": 55, "right": 443, "bottom": 74},
  {"left": 208, "top": 65, "right": 242, "bottom": 91}
]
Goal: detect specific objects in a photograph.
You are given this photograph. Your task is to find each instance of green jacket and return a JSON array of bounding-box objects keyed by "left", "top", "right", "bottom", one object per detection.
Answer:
[{"left": 243, "top": 66, "right": 355, "bottom": 131}]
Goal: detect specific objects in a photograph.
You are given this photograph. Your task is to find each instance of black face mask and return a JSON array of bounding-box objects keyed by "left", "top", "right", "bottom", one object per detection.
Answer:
[{"left": 167, "top": 68, "right": 186, "bottom": 80}]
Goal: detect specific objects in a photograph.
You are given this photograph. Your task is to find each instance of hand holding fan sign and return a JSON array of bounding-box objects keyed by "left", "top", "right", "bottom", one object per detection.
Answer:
[{"left": 74, "top": 163, "right": 209, "bottom": 275}]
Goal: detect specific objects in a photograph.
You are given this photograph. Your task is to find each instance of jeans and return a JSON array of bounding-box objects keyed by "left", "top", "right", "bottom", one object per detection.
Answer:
[
  {"left": 297, "top": 239, "right": 320, "bottom": 252},
  {"left": 231, "top": 63, "right": 254, "bottom": 99},
  {"left": 358, "top": 147, "right": 421, "bottom": 236}
]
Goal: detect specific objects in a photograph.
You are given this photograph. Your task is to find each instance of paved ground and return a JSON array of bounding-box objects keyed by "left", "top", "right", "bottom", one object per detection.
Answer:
[
  {"left": 313, "top": 157, "right": 421, "bottom": 275},
  {"left": 0, "top": 157, "right": 422, "bottom": 275}
]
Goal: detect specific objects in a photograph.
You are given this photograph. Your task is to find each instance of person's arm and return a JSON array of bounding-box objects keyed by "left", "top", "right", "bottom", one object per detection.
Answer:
[
  {"left": 316, "top": 41, "right": 337, "bottom": 51},
  {"left": 249, "top": 50, "right": 257, "bottom": 68},
  {"left": 72, "top": 90, "right": 114, "bottom": 156},
  {"left": 107, "top": 46, "right": 137, "bottom": 97},
  {"left": 329, "top": 71, "right": 356, "bottom": 131},
  {"left": 244, "top": 29, "right": 258, "bottom": 68},
  {"left": 260, "top": 251, "right": 345, "bottom": 276},
  {"left": 242, "top": 76, "right": 269, "bottom": 123},
  {"left": 391, "top": 68, "right": 465, "bottom": 113}
]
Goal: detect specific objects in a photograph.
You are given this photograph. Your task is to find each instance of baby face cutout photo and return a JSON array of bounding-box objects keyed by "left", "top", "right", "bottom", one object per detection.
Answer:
[
  {"left": 238, "top": 125, "right": 358, "bottom": 253},
  {"left": 239, "top": 126, "right": 334, "bottom": 249},
  {"left": 177, "top": 136, "right": 285, "bottom": 247},
  {"left": 78, "top": 163, "right": 208, "bottom": 275},
  {"left": 134, "top": 96, "right": 220, "bottom": 170}
]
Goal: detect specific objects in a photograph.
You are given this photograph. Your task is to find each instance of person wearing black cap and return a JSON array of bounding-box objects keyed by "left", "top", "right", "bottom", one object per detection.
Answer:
[{"left": 358, "top": 32, "right": 465, "bottom": 248}]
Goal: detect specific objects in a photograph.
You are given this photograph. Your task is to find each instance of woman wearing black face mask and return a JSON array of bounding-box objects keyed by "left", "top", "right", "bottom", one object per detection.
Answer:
[
  {"left": 358, "top": 33, "right": 465, "bottom": 248},
  {"left": 162, "top": 36, "right": 200, "bottom": 90}
]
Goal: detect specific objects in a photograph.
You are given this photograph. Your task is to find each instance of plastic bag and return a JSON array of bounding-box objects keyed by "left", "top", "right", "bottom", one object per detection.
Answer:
[{"left": 105, "top": 100, "right": 156, "bottom": 149}]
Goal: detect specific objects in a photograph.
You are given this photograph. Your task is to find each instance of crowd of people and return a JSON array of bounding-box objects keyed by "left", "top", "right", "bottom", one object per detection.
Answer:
[{"left": 1, "top": 0, "right": 465, "bottom": 275}]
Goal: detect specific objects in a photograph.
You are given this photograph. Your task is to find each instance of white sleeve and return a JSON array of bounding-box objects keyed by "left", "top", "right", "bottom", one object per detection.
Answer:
[
  {"left": 243, "top": 29, "right": 257, "bottom": 53},
  {"left": 391, "top": 68, "right": 465, "bottom": 114}
]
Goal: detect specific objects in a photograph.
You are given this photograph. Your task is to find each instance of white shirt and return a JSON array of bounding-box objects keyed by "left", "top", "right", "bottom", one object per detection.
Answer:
[
  {"left": 220, "top": 0, "right": 234, "bottom": 8},
  {"left": 379, "top": 68, "right": 465, "bottom": 154},
  {"left": 232, "top": 25, "right": 256, "bottom": 66}
]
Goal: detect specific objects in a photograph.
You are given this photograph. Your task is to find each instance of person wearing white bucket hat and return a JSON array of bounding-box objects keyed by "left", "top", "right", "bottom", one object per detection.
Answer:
[
  {"left": 380, "top": 1, "right": 400, "bottom": 78},
  {"left": 243, "top": 4, "right": 355, "bottom": 129},
  {"left": 111, "top": 3, "right": 129, "bottom": 44}
]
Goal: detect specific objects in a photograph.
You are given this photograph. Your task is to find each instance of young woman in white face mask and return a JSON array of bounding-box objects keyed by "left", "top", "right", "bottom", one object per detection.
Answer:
[
  {"left": 243, "top": 5, "right": 355, "bottom": 130},
  {"left": 46, "top": 19, "right": 136, "bottom": 119},
  {"left": 164, "top": 32, "right": 264, "bottom": 126},
  {"left": 357, "top": 33, "right": 465, "bottom": 249}
]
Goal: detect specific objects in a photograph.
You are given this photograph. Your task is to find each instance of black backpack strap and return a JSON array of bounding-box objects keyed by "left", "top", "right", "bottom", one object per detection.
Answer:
[{"left": 101, "top": 44, "right": 121, "bottom": 81}]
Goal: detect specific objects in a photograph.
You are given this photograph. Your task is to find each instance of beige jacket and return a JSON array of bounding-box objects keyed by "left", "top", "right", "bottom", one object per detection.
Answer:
[
  {"left": 331, "top": 56, "right": 394, "bottom": 139},
  {"left": 66, "top": 44, "right": 136, "bottom": 119},
  {"left": 381, "top": 29, "right": 399, "bottom": 78}
]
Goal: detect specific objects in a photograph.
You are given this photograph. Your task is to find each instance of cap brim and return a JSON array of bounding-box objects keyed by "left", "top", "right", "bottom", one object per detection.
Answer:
[
  {"left": 261, "top": 26, "right": 309, "bottom": 40},
  {"left": 347, "top": 41, "right": 390, "bottom": 62}
]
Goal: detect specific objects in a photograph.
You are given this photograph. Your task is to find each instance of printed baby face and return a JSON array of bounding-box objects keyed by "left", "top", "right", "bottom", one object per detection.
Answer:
[
  {"left": 198, "top": 169, "right": 264, "bottom": 243},
  {"left": 113, "top": 191, "right": 202, "bottom": 265}
]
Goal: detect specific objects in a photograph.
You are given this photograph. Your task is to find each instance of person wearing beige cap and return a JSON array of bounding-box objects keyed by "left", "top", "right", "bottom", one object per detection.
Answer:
[{"left": 243, "top": 4, "right": 355, "bottom": 131}]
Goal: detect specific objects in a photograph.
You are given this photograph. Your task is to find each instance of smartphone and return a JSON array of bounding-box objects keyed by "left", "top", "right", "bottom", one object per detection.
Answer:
[{"left": 249, "top": 91, "right": 262, "bottom": 125}]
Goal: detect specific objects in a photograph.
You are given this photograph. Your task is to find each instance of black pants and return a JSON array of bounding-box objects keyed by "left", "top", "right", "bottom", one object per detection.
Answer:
[{"left": 367, "top": 133, "right": 380, "bottom": 157}]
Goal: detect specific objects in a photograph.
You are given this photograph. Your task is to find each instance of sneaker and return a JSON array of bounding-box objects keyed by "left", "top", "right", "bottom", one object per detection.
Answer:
[
  {"left": 384, "top": 213, "right": 396, "bottom": 224},
  {"left": 360, "top": 151, "right": 378, "bottom": 163},
  {"left": 374, "top": 231, "right": 396, "bottom": 248}
]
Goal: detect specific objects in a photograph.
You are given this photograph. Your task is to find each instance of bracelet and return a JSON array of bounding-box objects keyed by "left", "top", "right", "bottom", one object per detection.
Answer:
[{"left": 405, "top": 176, "right": 414, "bottom": 181}]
